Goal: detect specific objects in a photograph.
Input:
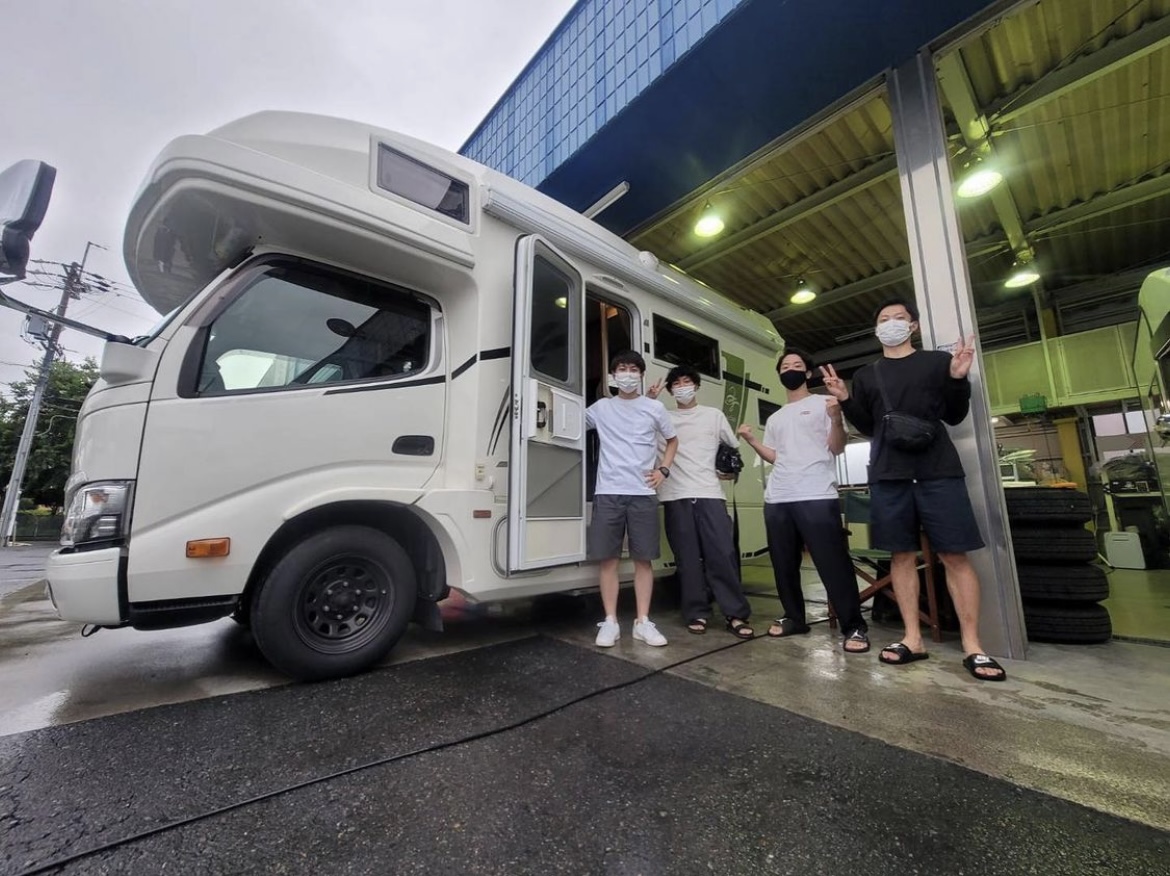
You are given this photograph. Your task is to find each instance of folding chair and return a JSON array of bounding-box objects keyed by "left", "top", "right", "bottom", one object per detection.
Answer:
[{"left": 831, "top": 489, "right": 942, "bottom": 643}]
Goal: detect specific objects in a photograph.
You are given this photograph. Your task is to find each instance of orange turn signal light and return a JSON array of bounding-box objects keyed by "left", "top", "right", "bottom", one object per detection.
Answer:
[{"left": 186, "top": 538, "right": 231, "bottom": 559}]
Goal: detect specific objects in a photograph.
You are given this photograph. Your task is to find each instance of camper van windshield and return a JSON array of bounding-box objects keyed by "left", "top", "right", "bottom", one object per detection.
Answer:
[
  {"left": 195, "top": 261, "right": 432, "bottom": 394},
  {"left": 134, "top": 304, "right": 184, "bottom": 346}
]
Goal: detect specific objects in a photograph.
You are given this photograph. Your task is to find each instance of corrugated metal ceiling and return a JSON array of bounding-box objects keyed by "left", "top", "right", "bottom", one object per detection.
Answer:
[{"left": 627, "top": 0, "right": 1170, "bottom": 367}]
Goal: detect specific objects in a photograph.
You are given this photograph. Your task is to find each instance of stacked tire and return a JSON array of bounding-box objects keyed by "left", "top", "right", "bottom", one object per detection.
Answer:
[{"left": 1006, "top": 487, "right": 1112, "bottom": 645}]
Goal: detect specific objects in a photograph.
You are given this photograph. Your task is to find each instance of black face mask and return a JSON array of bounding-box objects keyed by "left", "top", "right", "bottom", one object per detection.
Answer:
[{"left": 780, "top": 370, "right": 808, "bottom": 390}]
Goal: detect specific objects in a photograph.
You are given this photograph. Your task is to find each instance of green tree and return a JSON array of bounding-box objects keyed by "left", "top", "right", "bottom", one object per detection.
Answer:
[{"left": 0, "top": 358, "right": 99, "bottom": 512}]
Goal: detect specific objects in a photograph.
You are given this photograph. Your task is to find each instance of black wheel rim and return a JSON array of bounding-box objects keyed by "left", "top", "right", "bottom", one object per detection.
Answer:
[{"left": 293, "top": 555, "right": 395, "bottom": 654}]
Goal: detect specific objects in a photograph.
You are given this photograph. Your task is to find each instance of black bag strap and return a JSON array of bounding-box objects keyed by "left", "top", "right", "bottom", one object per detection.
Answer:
[{"left": 872, "top": 359, "right": 894, "bottom": 414}]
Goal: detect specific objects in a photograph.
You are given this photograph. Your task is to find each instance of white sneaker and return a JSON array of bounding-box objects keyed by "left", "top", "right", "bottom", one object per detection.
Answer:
[
  {"left": 632, "top": 618, "right": 668, "bottom": 647},
  {"left": 595, "top": 618, "right": 620, "bottom": 647}
]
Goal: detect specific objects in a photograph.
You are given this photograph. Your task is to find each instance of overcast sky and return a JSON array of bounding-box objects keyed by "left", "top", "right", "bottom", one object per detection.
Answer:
[{"left": 1, "top": 0, "right": 576, "bottom": 392}]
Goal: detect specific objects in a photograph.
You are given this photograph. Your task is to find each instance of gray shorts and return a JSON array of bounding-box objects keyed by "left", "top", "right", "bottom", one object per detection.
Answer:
[{"left": 588, "top": 494, "right": 661, "bottom": 561}]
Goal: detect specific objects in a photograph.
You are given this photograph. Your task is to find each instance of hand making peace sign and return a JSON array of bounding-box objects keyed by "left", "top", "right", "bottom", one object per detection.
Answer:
[
  {"left": 950, "top": 335, "right": 977, "bottom": 380},
  {"left": 818, "top": 364, "right": 849, "bottom": 401}
]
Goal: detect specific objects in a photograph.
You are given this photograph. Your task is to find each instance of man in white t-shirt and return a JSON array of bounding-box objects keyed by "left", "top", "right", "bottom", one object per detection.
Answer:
[
  {"left": 586, "top": 350, "right": 678, "bottom": 648},
  {"left": 649, "top": 366, "right": 753, "bottom": 638},
  {"left": 739, "top": 349, "right": 869, "bottom": 652}
]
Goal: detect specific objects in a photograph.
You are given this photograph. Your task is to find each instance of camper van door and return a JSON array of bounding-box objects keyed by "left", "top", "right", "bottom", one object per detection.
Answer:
[{"left": 508, "top": 236, "right": 587, "bottom": 570}]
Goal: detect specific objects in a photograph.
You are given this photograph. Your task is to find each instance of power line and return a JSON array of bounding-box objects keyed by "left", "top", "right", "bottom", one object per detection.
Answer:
[{"left": 1, "top": 242, "right": 106, "bottom": 544}]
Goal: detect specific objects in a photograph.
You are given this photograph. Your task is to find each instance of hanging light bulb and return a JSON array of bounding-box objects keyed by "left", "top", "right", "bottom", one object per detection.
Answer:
[
  {"left": 1004, "top": 251, "right": 1041, "bottom": 289},
  {"left": 956, "top": 154, "right": 1004, "bottom": 199},
  {"left": 790, "top": 277, "right": 816, "bottom": 305},
  {"left": 694, "top": 203, "right": 724, "bottom": 237}
]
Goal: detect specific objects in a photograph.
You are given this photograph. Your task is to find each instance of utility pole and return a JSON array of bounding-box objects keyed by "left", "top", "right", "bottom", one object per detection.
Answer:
[{"left": 0, "top": 242, "right": 103, "bottom": 546}]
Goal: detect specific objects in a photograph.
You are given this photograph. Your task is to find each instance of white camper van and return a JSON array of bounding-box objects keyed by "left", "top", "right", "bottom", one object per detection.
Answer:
[{"left": 38, "top": 112, "right": 783, "bottom": 680}]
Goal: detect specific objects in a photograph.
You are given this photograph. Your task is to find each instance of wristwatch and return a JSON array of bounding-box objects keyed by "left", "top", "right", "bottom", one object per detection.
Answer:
[{"left": 657, "top": 466, "right": 671, "bottom": 479}]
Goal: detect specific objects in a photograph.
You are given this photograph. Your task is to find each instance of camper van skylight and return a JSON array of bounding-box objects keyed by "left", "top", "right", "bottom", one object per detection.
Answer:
[{"left": 376, "top": 144, "right": 470, "bottom": 224}]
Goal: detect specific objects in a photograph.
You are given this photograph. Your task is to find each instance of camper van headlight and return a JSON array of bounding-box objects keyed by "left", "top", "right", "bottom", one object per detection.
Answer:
[{"left": 61, "top": 481, "right": 134, "bottom": 549}]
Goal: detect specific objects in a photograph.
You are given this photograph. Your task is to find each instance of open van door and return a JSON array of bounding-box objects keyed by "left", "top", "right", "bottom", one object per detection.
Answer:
[{"left": 508, "top": 236, "right": 587, "bottom": 571}]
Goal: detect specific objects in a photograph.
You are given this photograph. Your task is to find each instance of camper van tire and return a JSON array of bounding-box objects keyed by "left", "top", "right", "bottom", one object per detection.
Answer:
[{"left": 250, "top": 525, "right": 417, "bottom": 681}]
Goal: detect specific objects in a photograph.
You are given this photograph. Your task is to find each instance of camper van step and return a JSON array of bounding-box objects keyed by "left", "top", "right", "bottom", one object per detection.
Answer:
[{"left": 128, "top": 596, "right": 238, "bottom": 629}]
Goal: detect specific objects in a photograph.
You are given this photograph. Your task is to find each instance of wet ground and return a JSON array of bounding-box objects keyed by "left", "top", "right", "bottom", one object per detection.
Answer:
[
  {"left": 0, "top": 545, "right": 54, "bottom": 598},
  {"left": 1, "top": 547, "right": 1168, "bottom": 874}
]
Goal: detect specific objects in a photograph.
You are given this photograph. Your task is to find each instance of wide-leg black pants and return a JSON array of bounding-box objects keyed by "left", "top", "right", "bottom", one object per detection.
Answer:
[
  {"left": 764, "top": 499, "right": 866, "bottom": 635},
  {"left": 663, "top": 498, "right": 751, "bottom": 623}
]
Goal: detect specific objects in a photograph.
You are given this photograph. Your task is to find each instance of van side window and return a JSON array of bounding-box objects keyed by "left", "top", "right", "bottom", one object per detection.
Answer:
[
  {"left": 653, "top": 315, "right": 721, "bottom": 378},
  {"left": 758, "top": 399, "right": 781, "bottom": 424},
  {"left": 376, "top": 145, "right": 470, "bottom": 224},
  {"left": 528, "top": 254, "right": 581, "bottom": 391},
  {"left": 196, "top": 263, "right": 431, "bottom": 395}
]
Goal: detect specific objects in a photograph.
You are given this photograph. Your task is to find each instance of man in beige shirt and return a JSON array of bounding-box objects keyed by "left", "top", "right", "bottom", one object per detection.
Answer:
[{"left": 652, "top": 365, "right": 753, "bottom": 638}]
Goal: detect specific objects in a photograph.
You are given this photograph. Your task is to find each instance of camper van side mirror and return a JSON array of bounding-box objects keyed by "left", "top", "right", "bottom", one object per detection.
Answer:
[
  {"left": 0, "top": 160, "right": 57, "bottom": 279},
  {"left": 99, "top": 341, "right": 159, "bottom": 386}
]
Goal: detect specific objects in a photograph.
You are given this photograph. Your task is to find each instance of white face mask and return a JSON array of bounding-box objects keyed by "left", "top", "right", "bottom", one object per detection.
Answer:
[
  {"left": 613, "top": 373, "right": 641, "bottom": 393},
  {"left": 876, "top": 318, "right": 913, "bottom": 347},
  {"left": 672, "top": 386, "right": 696, "bottom": 404}
]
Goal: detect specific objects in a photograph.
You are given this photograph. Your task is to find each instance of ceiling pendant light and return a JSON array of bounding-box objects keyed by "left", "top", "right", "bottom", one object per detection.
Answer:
[
  {"left": 789, "top": 277, "right": 816, "bottom": 305},
  {"left": 1004, "top": 252, "right": 1041, "bottom": 289},
  {"left": 694, "top": 202, "right": 724, "bottom": 238},
  {"left": 956, "top": 155, "right": 1004, "bottom": 199}
]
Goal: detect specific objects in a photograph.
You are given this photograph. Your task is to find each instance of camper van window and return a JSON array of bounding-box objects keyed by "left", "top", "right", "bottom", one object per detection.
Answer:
[
  {"left": 376, "top": 144, "right": 470, "bottom": 224},
  {"left": 195, "top": 263, "right": 431, "bottom": 394},
  {"left": 529, "top": 255, "right": 581, "bottom": 390},
  {"left": 652, "top": 315, "right": 720, "bottom": 378},
  {"left": 758, "top": 399, "right": 781, "bottom": 424}
]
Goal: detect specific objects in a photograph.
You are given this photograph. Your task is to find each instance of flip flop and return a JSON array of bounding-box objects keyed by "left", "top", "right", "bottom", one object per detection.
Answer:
[
  {"left": 878, "top": 642, "right": 929, "bottom": 665},
  {"left": 766, "top": 617, "right": 811, "bottom": 638},
  {"left": 963, "top": 653, "right": 1007, "bottom": 682},
  {"left": 686, "top": 619, "right": 708, "bottom": 635}
]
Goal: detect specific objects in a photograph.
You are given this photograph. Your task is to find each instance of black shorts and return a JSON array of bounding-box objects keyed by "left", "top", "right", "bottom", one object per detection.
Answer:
[
  {"left": 869, "top": 478, "right": 985, "bottom": 554},
  {"left": 588, "top": 494, "right": 661, "bottom": 561}
]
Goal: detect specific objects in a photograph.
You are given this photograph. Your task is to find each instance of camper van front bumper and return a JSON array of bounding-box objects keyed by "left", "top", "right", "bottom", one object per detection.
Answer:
[{"left": 45, "top": 547, "right": 125, "bottom": 626}]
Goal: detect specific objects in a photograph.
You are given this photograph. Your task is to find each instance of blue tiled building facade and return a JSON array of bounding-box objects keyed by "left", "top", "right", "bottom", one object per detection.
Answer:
[{"left": 460, "top": 0, "right": 745, "bottom": 187}]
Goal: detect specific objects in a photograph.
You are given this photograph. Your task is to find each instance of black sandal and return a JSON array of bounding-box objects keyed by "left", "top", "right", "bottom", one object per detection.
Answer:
[
  {"left": 878, "top": 642, "right": 929, "bottom": 665},
  {"left": 687, "top": 618, "right": 709, "bottom": 635},
  {"left": 766, "top": 617, "right": 811, "bottom": 638},
  {"left": 843, "top": 629, "right": 871, "bottom": 653},
  {"left": 726, "top": 618, "right": 754, "bottom": 639},
  {"left": 963, "top": 653, "right": 1007, "bottom": 682}
]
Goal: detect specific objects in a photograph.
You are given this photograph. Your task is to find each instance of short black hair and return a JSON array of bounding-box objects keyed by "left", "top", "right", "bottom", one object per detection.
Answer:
[
  {"left": 665, "top": 365, "right": 701, "bottom": 390},
  {"left": 777, "top": 347, "right": 815, "bottom": 373},
  {"left": 873, "top": 297, "right": 919, "bottom": 323},
  {"left": 609, "top": 350, "right": 646, "bottom": 373}
]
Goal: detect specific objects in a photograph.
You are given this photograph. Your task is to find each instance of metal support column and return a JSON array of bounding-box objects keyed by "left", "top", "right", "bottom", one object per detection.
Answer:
[{"left": 887, "top": 52, "right": 1027, "bottom": 659}]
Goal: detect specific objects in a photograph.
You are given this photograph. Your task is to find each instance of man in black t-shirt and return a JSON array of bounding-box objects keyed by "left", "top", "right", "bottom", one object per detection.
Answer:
[{"left": 820, "top": 298, "right": 1006, "bottom": 682}]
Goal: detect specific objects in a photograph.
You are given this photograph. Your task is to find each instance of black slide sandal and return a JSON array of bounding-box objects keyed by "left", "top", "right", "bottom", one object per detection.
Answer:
[
  {"left": 963, "top": 653, "right": 1007, "bottom": 681},
  {"left": 878, "top": 642, "right": 929, "bottom": 665}
]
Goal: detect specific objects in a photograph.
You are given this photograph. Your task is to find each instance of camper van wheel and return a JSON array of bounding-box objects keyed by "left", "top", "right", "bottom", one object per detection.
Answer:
[{"left": 251, "top": 526, "right": 417, "bottom": 681}]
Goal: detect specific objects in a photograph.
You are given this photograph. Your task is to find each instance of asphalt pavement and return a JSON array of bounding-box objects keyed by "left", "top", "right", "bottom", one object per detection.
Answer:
[
  {"left": 0, "top": 544, "right": 55, "bottom": 598},
  {"left": 3, "top": 637, "right": 1167, "bottom": 876}
]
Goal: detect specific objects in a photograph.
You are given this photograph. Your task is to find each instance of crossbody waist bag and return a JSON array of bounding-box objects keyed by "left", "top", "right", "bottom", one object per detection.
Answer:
[{"left": 873, "top": 361, "right": 937, "bottom": 453}]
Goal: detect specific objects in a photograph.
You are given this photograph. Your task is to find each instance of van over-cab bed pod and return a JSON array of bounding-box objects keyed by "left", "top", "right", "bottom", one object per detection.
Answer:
[{"left": 123, "top": 112, "right": 478, "bottom": 318}]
